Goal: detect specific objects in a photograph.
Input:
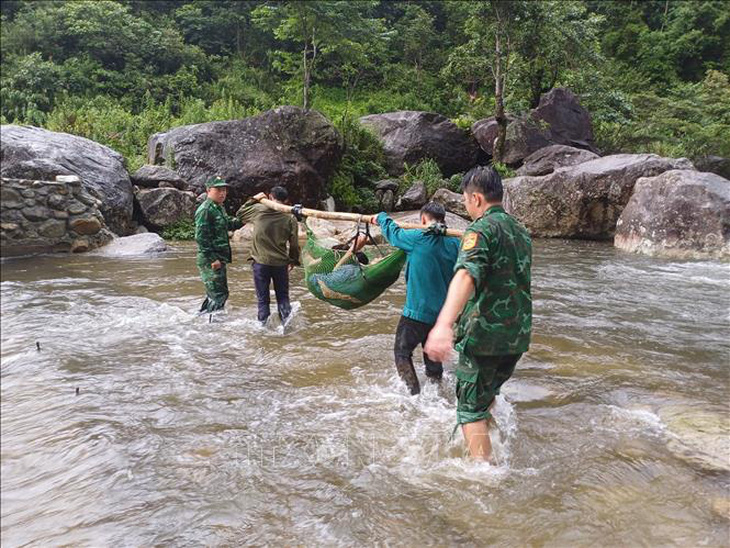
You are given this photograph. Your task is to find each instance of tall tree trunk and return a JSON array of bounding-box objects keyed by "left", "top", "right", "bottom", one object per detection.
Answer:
[
  {"left": 493, "top": 31, "right": 507, "bottom": 163},
  {"left": 302, "top": 42, "right": 310, "bottom": 111},
  {"left": 236, "top": 19, "right": 245, "bottom": 60},
  {"left": 529, "top": 66, "right": 544, "bottom": 109}
]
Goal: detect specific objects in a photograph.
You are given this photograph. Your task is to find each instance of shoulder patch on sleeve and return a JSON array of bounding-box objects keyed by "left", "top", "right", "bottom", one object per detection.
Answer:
[{"left": 462, "top": 232, "right": 478, "bottom": 250}]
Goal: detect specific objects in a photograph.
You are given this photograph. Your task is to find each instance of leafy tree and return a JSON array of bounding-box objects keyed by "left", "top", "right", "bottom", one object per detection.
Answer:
[
  {"left": 2, "top": 0, "right": 728, "bottom": 208},
  {"left": 253, "top": 0, "right": 383, "bottom": 110},
  {"left": 666, "top": 1, "right": 730, "bottom": 81},
  {"left": 445, "top": 1, "right": 529, "bottom": 161},
  {"left": 174, "top": 0, "right": 267, "bottom": 60},
  {"left": 329, "top": 114, "right": 386, "bottom": 211},
  {"left": 394, "top": 4, "right": 437, "bottom": 82},
  {"left": 0, "top": 52, "right": 60, "bottom": 124},
  {"left": 513, "top": 1, "right": 603, "bottom": 108}
]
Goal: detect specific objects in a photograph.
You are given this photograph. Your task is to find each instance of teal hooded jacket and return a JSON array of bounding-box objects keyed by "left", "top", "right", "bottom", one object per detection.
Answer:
[{"left": 377, "top": 212, "right": 460, "bottom": 325}]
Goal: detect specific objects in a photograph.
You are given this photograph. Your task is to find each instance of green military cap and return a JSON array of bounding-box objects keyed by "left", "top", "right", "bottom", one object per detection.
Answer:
[{"left": 205, "top": 176, "right": 228, "bottom": 189}]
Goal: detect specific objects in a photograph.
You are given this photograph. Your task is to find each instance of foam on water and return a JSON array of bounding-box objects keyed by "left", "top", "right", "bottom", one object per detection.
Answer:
[{"left": 605, "top": 405, "right": 666, "bottom": 434}]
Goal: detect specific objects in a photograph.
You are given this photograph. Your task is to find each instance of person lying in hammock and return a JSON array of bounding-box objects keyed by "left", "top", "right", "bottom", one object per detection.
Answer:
[
  {"left": 302, "top": 222, "right": 407, "bottom": 310},
  {"left": 332, "top": 234, "right": 369, "bottom": 267}
]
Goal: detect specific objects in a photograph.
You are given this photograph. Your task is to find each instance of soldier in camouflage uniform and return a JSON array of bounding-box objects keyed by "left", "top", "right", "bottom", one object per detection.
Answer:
[
  {"left": 425, "top": 166, "right": 532, "bottom": 461},
  {"left": 195, "top": 176, "right": 242, "bottom": 313}
]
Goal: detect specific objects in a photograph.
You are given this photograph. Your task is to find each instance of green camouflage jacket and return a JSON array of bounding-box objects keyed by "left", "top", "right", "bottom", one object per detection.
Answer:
[
  {"left": 454, "top": 205, "right": 532, "bottom": 357},
  {"left": 195, "top": 199, "right": 242, "bottom": 265}
]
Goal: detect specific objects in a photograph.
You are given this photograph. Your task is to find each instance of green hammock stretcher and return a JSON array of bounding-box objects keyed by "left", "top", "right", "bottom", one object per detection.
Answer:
[
  {"left": 301, "top": 223, "right": 406, "bottom": 310},
  {"left": 247, "top": 193, "right": 463, "bottom": 310}
]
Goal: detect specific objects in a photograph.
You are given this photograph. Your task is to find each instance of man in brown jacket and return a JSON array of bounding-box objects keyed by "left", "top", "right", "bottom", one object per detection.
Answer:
[{"left": 237, "top": 186, "right": 300, "bottom": 324}]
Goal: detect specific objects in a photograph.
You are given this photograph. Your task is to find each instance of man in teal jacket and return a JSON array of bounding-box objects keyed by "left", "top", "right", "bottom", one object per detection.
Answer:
[{"left": 372, "top": 202, "right": 460, "bottom": 394}]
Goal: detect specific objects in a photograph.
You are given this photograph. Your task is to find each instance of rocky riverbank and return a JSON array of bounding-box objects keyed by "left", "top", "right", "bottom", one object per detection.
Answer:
[{"left": 2, "top": 88, "right": 728, "bottom": 260}]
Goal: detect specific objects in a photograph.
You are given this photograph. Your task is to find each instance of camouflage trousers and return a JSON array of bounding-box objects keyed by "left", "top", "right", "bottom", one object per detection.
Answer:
[
  {"left": 455, "top": 352, "right": 522, "bottom": 424},
  {"left": 197, "top": 261, "right": 229, "bottom": 313}
]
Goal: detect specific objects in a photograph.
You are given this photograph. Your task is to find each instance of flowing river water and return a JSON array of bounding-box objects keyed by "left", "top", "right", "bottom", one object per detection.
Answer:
[{"left": 1, "top": 239, "right": 729, "bottom": 547}]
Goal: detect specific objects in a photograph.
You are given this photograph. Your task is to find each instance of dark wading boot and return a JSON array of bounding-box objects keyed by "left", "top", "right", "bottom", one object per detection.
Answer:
[
  {"left": 425, "top": 371, "right": 443, "bottom": 384},
  {"left": 395, "top": 359, "right": 420, "bottom": 395}
]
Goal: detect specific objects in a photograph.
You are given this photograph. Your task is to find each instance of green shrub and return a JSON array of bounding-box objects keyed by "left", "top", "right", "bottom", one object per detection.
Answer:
[
  {"left": 161, "top": 218, "right": 196, "bottom": 240},
  {"left": 45, "top": 92, "right": 264, "bottom": 171},
  {"left": 399, "top": 158, "right": 445, "bottom": 197},
  {"left": 451, "top": 115, "right": 475, "bottom": 132},
  {"left": 329, "top": 170, "right": 360, "bottom": 210},
  {"left": 45, "top": 95, "right": 161, "bottom": 171},
  {"left": 0, "top": 52, "right": 61, "bottom": 125},
  {"left": 447, "top": 173, "right": 463, "bottom": 192},
  {"left": 492, "top": 162, "right": 516, "bottom": 179},
  {"left": 329, "top": 114, "right": 387, "bottom": 212}
]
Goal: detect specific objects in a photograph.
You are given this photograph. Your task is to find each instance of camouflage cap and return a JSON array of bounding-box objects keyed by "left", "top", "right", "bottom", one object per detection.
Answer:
[{"left": 205, "top": 176, "right": 228, "bottom": 189}]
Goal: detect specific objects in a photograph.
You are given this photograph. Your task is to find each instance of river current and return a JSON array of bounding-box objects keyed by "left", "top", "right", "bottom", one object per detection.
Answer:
[{"left": 1, "top": 239, "right": 729, "bottom": 546}]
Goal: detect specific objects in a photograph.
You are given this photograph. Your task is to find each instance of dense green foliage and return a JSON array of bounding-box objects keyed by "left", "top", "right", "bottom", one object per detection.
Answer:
[
  {"left": 399, "top": 159, "right": 455, "bottom": 196},
  {"left": 161, "top": 218, "right": 196, "bottom": 240},
  {"left": 1, "top": 0, "right": 728, "bottom": 200},
  {"left": 329, "top": 114, "right": 387, "bottom": 211}
]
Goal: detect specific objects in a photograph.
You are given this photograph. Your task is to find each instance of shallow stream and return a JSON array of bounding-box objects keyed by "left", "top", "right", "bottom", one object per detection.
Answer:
[{"left": 1, "top": 240, "right": 729, "bottom": 546}]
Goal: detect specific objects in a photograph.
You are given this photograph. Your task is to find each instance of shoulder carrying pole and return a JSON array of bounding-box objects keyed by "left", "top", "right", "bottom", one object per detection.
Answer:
[{"left": 250, "top": 193, "right": 465, "bottom": 238}]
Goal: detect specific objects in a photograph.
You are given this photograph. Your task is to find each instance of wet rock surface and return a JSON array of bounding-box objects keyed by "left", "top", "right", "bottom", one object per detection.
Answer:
[
  {"left": 148, "top": 106, "right": 343, "bottom": 213},
  {"left": 504, "top": 154, "right": 693, "bottom": 239},
  {"left": 615, "top": 169, "right": 730, "bottom": 259},
  {"left": 472, "top": 88, "right": 597, "bottom": 166},
  {"left": 131, "top": 165, "right": 190, "bottom": 191},
  {"left": 516, "top": 144, "right": 600, "bottom": 177},
  {"left": 92, "top": 232, "right": 168, "bottom": 257},
  {"left": 135, "top": 187, "right": 197, "bottom": 231},
  {"left": 431, "top": 188, "right": 468, "bottom": 219},
  {"left": 360, "top": 111, "right": 479, "bottom": 177}
]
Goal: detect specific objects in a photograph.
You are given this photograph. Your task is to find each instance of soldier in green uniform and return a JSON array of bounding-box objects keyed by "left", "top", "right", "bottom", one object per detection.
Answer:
[
  {"left": 425, "top": 166, "right": 532, "bottom": 461},
  {"left": 195, "top": 176, "right": 242, "bottom": 313}
]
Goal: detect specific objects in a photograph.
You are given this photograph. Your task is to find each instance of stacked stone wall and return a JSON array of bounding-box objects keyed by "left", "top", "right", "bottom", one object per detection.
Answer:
[{"left": 1, "top": 176, "right": 113, "bottom": 256}]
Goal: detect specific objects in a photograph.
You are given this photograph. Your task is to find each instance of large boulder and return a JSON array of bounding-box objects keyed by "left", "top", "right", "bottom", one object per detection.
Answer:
[
  {"left": 93, "top": 233, "right": 167, "bottom": 257},
  {"left": 471, "top": 88, "right": 597, "bottom": 166},
  {"left": 504, "top": 154, "right": 693, "bottom": 239},
  {"left": 359, "top": 111, "right": 479, "bottom": 177},
  {"left": 431, "top": 188, "right": 469, "bottom": 219},
  {"left": 395, "top": 181, "right": 428, "bottom": 210},
  {"left": 694, "top": 156, "right": 730, "bottom": 180},
  {"left": 0, "top": 125, "right": 134, "bottom": 235},
  {"left": 147, "top": 106, "right": 343, "bottom": 213},
  {"left": 375, "top": 179, "right": 399, "bottom": 212},
  {"left": 472, "top": 116, "right": 552, "bottom": 166},
  {"left": 614, "top": 170, "right": 730, "bottom": 259},
  {"left": 134, "top": 188, "right": 197, "bottom": 231},
  {"left": 131, "top": 165, "right": 189, "bottom": 190},
  {"left": 532, "top": 88, "right": 596, "bottom": 152},
  {"left": 516, "top": 145, "right": 600, "bottom": 177},
  {"left": 471, "top": 115, "right": 513, "bottom": 158}
]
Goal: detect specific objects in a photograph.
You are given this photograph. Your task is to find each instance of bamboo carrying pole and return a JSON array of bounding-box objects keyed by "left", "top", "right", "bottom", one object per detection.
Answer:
[{"left": 250, "top": 193, "right": 465, "bottom": 238}]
